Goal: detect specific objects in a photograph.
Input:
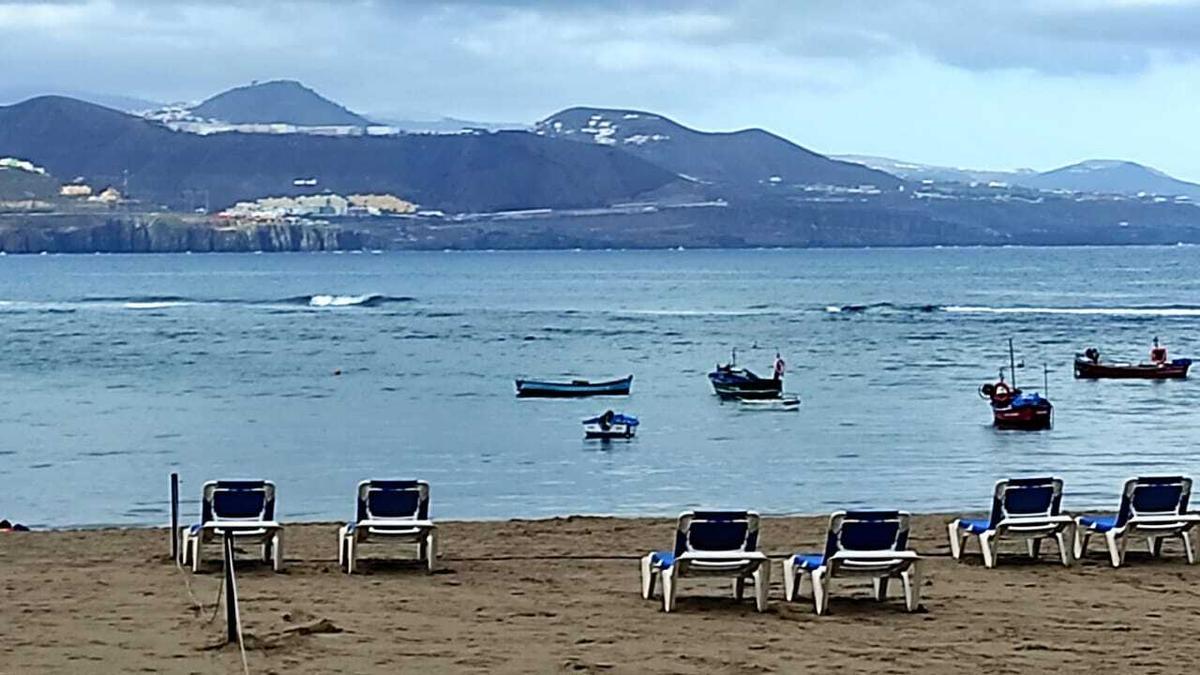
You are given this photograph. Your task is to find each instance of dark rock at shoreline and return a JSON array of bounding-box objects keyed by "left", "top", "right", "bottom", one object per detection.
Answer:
[{"left": 0, "top": 214, "right": 373, "bottom": 253}]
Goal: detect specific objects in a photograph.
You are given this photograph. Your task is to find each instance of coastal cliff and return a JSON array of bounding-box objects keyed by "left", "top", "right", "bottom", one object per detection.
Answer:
[{"left": 0, "top": 214, "right": 372, "bottom": 253}]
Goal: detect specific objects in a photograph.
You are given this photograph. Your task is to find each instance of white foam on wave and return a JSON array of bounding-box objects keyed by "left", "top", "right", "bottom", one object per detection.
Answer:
[
  {"left": 825, "top": 305, "right": 842, "bottom": 313},
  {"left": 308, "top": 294, "right": 377, "bottom": 307},
  {"left": 945, "top": 305, "right": 1200, "bottom": 317},
  {"left": 123, "top": 301, "right": 190, "bottom": 310}
]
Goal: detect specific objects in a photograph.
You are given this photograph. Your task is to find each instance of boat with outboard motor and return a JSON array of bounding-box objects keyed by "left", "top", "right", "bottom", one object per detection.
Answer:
[
  {"left": 708, "top": 349, "right": 785, "bottom": 400},
  {"left": 1074, "top": 338, "right": 1191, "bottom": 380},
  {"left": 979, "top": 340, "right": 1053, "bottom": 430},
  {"left": 582, "top": 410, "right": 639, "bottom": 439},
  {"left": 515, "top": 375, "right": 633, "bottom": 398}
]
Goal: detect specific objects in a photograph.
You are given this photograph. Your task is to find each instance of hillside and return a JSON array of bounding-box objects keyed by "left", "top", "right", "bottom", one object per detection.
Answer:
[
  {"left": 191, "top": 80, "right": 372, "bottom": 126},
  {"left": 1022, "top": 160, "right": 1200, "bottom": 200},
  {"left": 0, "top": 97, "right": 685, "bottom": 212},
  {"left": 833, "top": 155, "right": 1035, "bottom": 185},
  {"left": 537, "top": 107, "right": 900, "bottom": 189}
]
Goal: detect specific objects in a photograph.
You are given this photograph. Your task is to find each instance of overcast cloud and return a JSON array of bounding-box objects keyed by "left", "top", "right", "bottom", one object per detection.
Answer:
[{"left": 3, "top": 0, "right": 1200, "bottom": 179}]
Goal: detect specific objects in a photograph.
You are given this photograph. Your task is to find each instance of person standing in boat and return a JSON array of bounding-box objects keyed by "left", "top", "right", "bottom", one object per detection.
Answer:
[{"left": 773, "top": 353, "right": 785, "bottom": 381}]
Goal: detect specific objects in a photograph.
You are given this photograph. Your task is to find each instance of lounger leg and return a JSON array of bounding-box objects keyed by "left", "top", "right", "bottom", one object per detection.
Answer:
[
  {"left": 1105, "top": 531, "right": 1123, "bottom": 568},
  {"left": 1027, "top": 538, "right": 1041, "bottom": 560},
  {"left": 753, "top": 563, "right": 770, "bottom": 612},
  {"left": 1183, "top": 531, "right": 1196, "bottom": 564},
  {"left": 812, "top": 568, "right": 829, "bottom": 616},
  {"left": 347, "top": 536, "right": 357, "bottom": 574},
  {"left": 1149, "top": 537, "right": 1164, "bottom": 558},
  {"left": 337, "top": 526, "right": 346, "bottom": 569},
  {"left": 640, "top": 555, "right": 657, "bottom": 599},
  {"left": 662, "top": 568, "right": 677, "bottom": 613},
  {"left": 191, "top": 537, "right": 201, "bottom": 574},
  {"left": 1056, "top": 528, "right": 1073, "bottom": 567},
  {"left": 272, "top": 531, "right": 283, "bottom": 572},
  {"left": 425, "top": 530, "right": 438, "bottom": 573},
  {"left": 980, "top": 532, "right": 996, "bottom": 568},
  {"left": 732, "top": 577, "right": 746, "bottom": 601},
  {"left": 947, "top": 521, "right": 963, "bottom": 560},
  {"left": 872, "top": 577, "right": 888, "bottom": 601},
  {"left": 902, "top": 561, "right": 921, "bottom": 612},
  {"left": 783, "top": 560, "right": 797, "bottom": 602},
  {"left": 1073, "top": 523, "right": 1087, "bottom": 560}
]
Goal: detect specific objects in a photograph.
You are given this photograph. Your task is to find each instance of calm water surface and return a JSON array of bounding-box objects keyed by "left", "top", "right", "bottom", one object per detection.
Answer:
[{"left": 2, "top": 247, "right": 1198, "bottom": 527}]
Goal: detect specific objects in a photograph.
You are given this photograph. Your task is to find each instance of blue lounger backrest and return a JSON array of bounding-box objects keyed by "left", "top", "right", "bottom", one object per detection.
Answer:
[
  {"left": 824, "top": 511, "right": 910, "bottom": 559},
  {"left": 989, "top": 477, "right": 1063, "bottom": 528},
  {"left": 1117, "top": 476, "right": 1192, "bottom": 527},
  {"left": 203, "top": 480, "right": 274, "bottom": 523},
  {"left": 356, "top": 480, "right": 429, "bottom": 522},
  {"left": 674, "top": 511, "right": 759, "bottom": 556}
]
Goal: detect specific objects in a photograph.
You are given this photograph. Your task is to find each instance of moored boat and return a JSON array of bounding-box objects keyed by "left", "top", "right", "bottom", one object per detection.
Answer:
[
  {"left": 582, "top": 410, "right": 639, "bottom": 439},
  {"left": 708, "top": 349, "right": 785, "bottom": 400},
  {"left": 515, "top": 375, "right": 633, "bottom": 398},
  {"left": 1074, "top": 340, "right": 1192, "bottom": 380},
  {"left": 979, "top": 340, "right": 1053, "bottom": 430}
]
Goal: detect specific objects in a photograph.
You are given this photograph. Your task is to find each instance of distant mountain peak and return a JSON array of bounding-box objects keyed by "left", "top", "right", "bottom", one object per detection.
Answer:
[{"left": 191, "top": 80, "right": 371, "bottom": 126}]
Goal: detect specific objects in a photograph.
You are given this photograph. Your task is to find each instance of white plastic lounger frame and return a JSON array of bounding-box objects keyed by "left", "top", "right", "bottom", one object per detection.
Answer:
[
  {"left": 947, "top": 477, "right": 1074, "bottom": 568},
  {"left": 784, "top": 511, "right": 921, "bottom": 616},
  {"left": 338, "top": 480, "right": 437, "bottom": 574},
  {"left": 1074, "top": 476, "right": 1200, "bottom": 568},
  {"left": 179, "top": 480, "right": 283, "bottom": 573},
  {"left": 640, "top": 511, "right": 770, "bottom": 613}
]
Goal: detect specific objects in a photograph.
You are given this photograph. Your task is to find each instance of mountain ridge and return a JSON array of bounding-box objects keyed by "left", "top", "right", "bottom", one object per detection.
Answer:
[{"left": 537, "top": 106, "right": 902, "bottom": 189}]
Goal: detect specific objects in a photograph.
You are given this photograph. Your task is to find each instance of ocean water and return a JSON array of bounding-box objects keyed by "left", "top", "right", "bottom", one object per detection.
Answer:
[{"left": 2, "top": 247, "right": 1198, "bottom": 528}]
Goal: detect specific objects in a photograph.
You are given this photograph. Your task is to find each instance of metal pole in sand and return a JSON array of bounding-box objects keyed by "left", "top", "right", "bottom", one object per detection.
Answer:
[
  {"left": 170, "top": 473, "right": 179, "bottom": 562},
  {"left": 223, "top": 532, "right": 242, "bottom": 645}
]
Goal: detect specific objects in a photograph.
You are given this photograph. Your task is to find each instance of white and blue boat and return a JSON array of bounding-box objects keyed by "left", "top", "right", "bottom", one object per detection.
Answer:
[
  {"left": 583, "top": 410, "right": 639, "bottom": 439},
  {"left": 515, "top": 375, "right": 632, "bottom": 398}
]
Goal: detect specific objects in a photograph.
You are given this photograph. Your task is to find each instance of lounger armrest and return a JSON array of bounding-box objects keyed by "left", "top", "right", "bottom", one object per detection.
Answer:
[
  {"left": 1130, "top": 514, "right": 1200, "bottom": 525},
  {"left": 830, "top": 550, "right": 920, "bottom": 562},
  {"left": 676, "top": 551, "right": 768, "bottom": 563},
  {"left": 357, "top": 519, "right": 436, "bottom": 529},
  {"left": 200, "top": 520, "right": 282, "bottom": 531},
  {"left": 1000, "top": 515, "right": 1074, "bottom": 526}
]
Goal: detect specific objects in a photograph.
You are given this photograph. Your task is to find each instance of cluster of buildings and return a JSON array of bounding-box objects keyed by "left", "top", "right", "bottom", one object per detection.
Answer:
[{"left": 218, "top": 193, "right": 418, "bottom": 221}]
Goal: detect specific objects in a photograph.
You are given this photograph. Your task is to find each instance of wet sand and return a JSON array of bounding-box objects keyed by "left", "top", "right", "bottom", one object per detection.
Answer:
[{"left": 2, "top": 515, "right": 1196, "bottom": 674}]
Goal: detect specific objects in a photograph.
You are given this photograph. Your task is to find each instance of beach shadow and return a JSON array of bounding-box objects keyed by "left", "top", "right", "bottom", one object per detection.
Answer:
[{"left": 347, "top": 559, "right": 455, "bottom": 575}]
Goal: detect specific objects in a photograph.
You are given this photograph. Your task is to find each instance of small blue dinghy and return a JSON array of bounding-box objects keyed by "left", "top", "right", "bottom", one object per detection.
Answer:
[{"left": 583, "top": 410, "right": 639, "bottom": 439}]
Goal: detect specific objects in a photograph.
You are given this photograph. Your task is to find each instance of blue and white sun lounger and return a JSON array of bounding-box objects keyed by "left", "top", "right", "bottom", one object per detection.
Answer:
[
  {"left": 947, "top": 477, "right": 1074, "bottom": 568},
  {"left": 1074, "top": 476, "right": 1200, "bottom": 567},
  {"left": 180, "top": 480, "right": 283, "bottom": 573},
  {"left": 640, "top": 511, "right": 770, "bottom": 612},
  {"left": 783, "top": 511, "right": 921, "bottom": 615},
  {"left": 338, "top": 480, "right": 437, "bottom": 574}
]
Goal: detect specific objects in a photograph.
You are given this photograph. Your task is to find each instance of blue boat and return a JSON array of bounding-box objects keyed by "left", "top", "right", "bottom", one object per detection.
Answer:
[
  {"left": 515, "top": 375, "right": 633, "bottom": 398},
  {"left": 708, "top": 349, "right": 785, "bottom": 400}
]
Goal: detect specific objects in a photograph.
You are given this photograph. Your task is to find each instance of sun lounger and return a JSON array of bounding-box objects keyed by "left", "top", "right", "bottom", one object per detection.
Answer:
[
  {"left": 338, "top": 480, "right": 437, "bottom": 573},
  {"left": 179, "top": 480, "right": 283, "bottom": 573},
  {"left": 640, "top": 510, "right": 769, "bottom": 612},
  {"left": 1074, "top": 476, "right": 1200, "bottom": 567},
  {"left": 783, "top": 511, "right": 921, "bottom": 615},
  {"left": 947, "top": 477, "right": 1074, "bottom": 567}
]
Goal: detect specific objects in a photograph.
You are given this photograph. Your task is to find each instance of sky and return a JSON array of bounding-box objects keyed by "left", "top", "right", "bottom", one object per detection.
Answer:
[{"left": 3, "top": 0, "right": 1200, "bottom": 179}]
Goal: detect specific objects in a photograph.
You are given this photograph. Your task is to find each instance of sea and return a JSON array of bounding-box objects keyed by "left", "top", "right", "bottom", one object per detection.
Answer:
[{"left": 2, "top": 246, "right": 1198, "bottom": 528}]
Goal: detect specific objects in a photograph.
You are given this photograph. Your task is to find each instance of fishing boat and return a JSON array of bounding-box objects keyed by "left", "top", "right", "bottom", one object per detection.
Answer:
[
  {"left": 515, "top": 375, "right": 632, "bottom": 398},
  {"left": 737, "top": 395, "right": 801, "bottom": 411},
  {"left": 979, "top": 340, "right": 1053, "bottom": 430},
  {"left": 1074, "top": 339, "right": 1192, "bottom": 380},
  {"left": 708, "top": 349, "right": 785, "bottom": 400},
  {"left": 582, "top": 410, "right": 639, "bottom": 439}
]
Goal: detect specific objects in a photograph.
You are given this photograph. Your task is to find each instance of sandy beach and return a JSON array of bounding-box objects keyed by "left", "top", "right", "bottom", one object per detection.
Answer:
[{"left": 3, "top": 514, "right": 1197, "bottom": 674}]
